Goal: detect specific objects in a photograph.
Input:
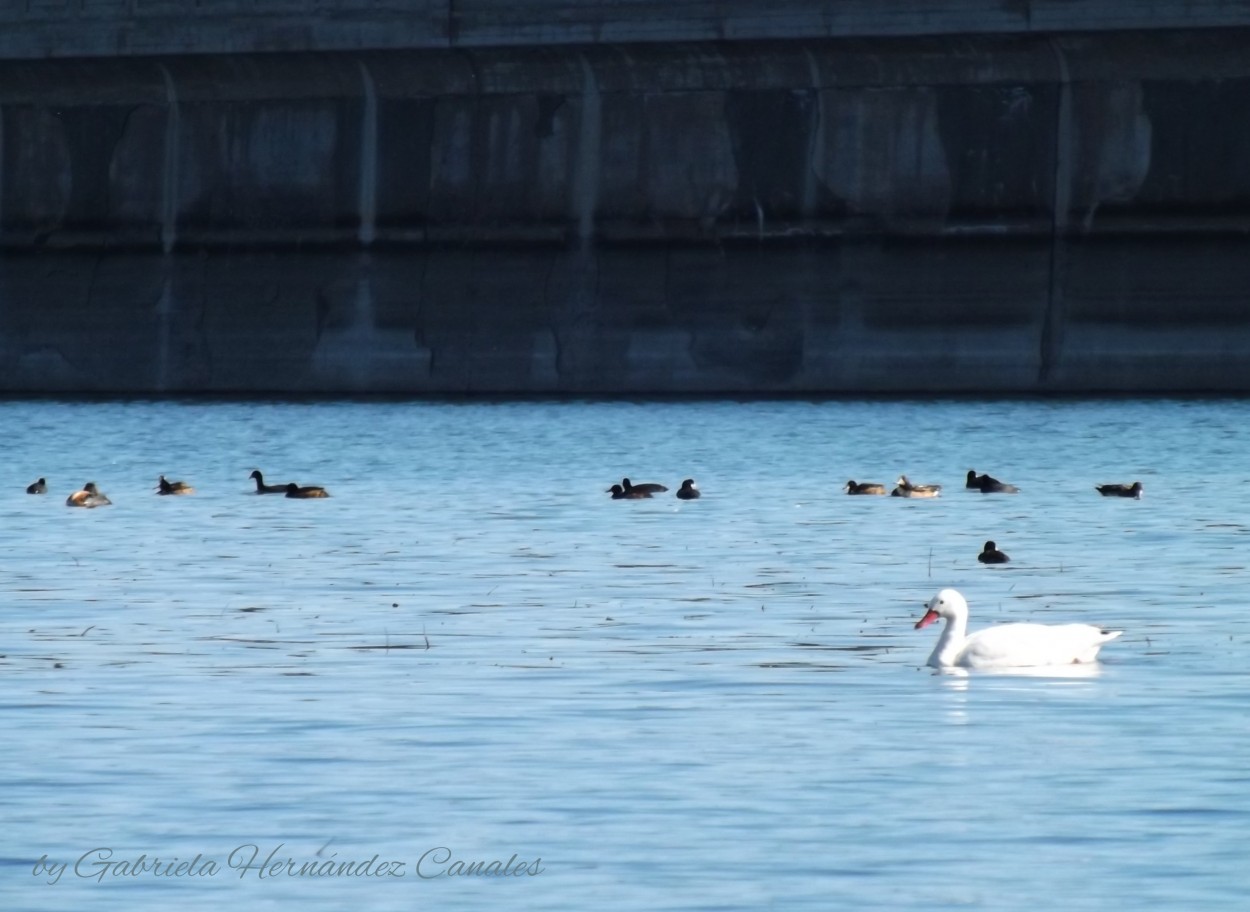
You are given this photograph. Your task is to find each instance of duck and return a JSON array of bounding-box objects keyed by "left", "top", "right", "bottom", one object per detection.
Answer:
[
  {"left": 978, "top": 540, "right": 1010, "bottom": 564},
  {"left": 891, "top": 475, "right": 941, "bottom": 498},
  {"left": 249, "top": 470, "right": 291, "bottom": 494},
  {"left": 620, "top": 478, "right": 668, "bottom": 495},
  {"left": 967, "top": 470, "right": 1019, "bottom": 494},
  {"left": 157, "top": 475, "right": 194, "bottom": 495},
  {"left": 676, "top": 479, "right": 701, "bottom": 500},
  {"left": 26, "top": 477, "right": 46, "bottom": 494},
  {"left": 608, "top": 483, "right": 651, "bottom": 500},
  {"left": 844, "top": 480, "right": 886, "bottom": 495},
  {"left": 914, "top": 588, "right": 1121, "bottom": 669},
  {"left": 66, "top": 482, "right": 111, "bottom": 508},
  {"left": 285, "top": 482, "right": 329, "bottom": 499},
  {"left": 1095, "top": 481, "right": 1143, "bottom": 499}
]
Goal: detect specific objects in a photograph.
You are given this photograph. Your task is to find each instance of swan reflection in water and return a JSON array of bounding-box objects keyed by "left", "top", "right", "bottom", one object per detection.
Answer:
[
  {"left": 935, "top": 662, "right": 1105, "bottom": 682},
  {"left": 934, "top": 662, "right": 1104, "bottom": 724}
]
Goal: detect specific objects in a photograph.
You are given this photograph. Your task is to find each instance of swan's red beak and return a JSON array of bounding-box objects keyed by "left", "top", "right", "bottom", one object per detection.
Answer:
[{"left": 915, "top": 608, "right": 940, "bottom": 629}]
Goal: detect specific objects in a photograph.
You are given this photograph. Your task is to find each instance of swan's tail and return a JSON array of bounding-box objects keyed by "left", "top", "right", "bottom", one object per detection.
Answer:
[{"left": 1072, "top": 629, "right": 1123, "bottom": 663}]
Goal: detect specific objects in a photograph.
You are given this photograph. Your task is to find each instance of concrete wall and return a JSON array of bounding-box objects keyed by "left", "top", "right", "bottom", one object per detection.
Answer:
[
  {"left": 2, "top": 29, "right": 1250, "bottom": 392},
  {"left": 5, "top": 1, "right": 1250, "bottom": 59}
]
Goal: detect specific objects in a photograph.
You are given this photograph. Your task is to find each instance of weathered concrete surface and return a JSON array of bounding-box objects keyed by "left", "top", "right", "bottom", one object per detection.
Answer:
[
  {"left": 3, "top": 235, "right": 1249, "bottom": 393},
  {"left": 1, "top": 30, "right": 1250, "bottom": 392},
  {"left": 4, "top": 1, "right": 1250, "bottom": 59}
]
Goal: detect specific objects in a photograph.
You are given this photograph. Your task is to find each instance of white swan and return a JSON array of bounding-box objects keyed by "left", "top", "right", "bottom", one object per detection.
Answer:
[{"left": 915, "top": 588, "right": 1122, "bottom": 669}]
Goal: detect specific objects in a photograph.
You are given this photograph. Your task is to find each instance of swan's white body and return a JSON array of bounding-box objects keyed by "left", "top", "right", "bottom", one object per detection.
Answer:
[{"left": 915, "top": 588, "right": 1121, "bottom": 669}]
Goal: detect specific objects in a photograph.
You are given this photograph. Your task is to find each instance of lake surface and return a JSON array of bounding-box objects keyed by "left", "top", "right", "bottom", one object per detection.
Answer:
[{"left": 2, "top": 397, "right": 1248, "bottom": 911}]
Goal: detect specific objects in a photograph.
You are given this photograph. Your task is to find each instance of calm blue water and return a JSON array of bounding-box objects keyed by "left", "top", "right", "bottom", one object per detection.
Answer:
[{"left": 2, "top": 398, "right": 1249, "bottom": 911}]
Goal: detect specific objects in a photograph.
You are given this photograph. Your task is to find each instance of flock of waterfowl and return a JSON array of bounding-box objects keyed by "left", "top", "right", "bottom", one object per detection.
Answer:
[
  {"left": 27, "top": 462, "right": 1140, "bottom": 671},
  {"left": 844, "top": 469, "right": 1142, "bottom": 500},
  {"left": 25, "top": 469, "right": 330, "bottom": 507},
  {"left": 34, "top": 465, "right": 1142, "bottom": 511},
  {"left": 841, "top": 469, "right": 1143, "bottom": 567},
  {"left": 607, "top": 469, "right": 1142, "bottom": 517},
  {"left": 607, "top": 472, "right": 1142, "bottom": 502},
  {"left": 606, "top": 468, "right": 1140, "bottom": 574},
  {"left": 607, "top": 477, "right": 701, "bottom": 500}
]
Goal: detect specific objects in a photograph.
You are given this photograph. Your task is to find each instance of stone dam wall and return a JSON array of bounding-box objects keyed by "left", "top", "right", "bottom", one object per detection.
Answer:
[{"left": 2, "top": 15, "right": 1250, "bottom": 391}]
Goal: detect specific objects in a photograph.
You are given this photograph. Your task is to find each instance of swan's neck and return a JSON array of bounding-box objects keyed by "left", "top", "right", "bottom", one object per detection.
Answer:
[{"left": 928, "top": 613, "right": 969, "bottom": 667}]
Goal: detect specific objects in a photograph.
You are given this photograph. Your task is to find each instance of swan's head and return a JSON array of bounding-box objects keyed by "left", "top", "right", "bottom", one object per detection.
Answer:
[{"left": 915, "top": 588, "right": 969, "bottom": 629}]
